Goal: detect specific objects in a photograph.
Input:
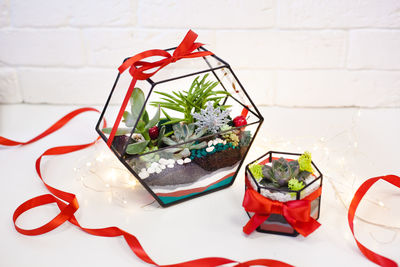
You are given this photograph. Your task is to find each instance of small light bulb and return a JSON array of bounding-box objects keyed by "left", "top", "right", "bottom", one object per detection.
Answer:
[{"left": 128, "top": 179, "right": 137, "bottom": 187}]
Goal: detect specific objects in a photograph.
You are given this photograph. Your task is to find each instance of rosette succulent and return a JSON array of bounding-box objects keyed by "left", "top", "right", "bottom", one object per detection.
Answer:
[
  {"left": 162, "top": 123, "right": 208, "bottom": 158},
  {"left": 258, "top": 152, "right": 313, "bottom": 191}
]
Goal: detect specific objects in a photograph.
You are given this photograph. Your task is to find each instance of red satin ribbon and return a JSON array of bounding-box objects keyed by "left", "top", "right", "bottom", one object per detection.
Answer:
[
  {"left": 2, "top": 108, "right": 292, "bottom": 267},
  {"left": 107, "top": 29, "right": 213, "bottom": 147},
  {"left": 242, "top": 184, "right": 321, "bottom": 237},
  {"left": 348, "top": 175, "right": 399, "bottom": 267},
  {"left": 3, "top": 109, "right": 398, "bottom": 267}
]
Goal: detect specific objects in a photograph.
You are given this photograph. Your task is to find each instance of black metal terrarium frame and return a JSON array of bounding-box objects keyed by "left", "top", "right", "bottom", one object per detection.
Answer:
[
  {"left": 95, "top": 46, "right": 264, "bottom": 207},
  {"left": 245, "top": 151, "right": 323, "bottom": 236}
]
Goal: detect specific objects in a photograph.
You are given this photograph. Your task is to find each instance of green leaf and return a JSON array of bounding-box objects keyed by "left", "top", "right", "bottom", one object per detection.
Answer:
[
  {"left": 125, "top": 140, "right": 149, "bottom": 155},
  {"left": 145, "top": 105, "right": 160, "bottom": 130},
  {"left": 151, "top": 102, "right": 185, "bottom": 113},
  {"left": 154, "top": 91, "right": 184, "bottom": 105},
  {"left": 122, "top": 111, "right": 136, "bottom": 127},
  {"left": 190, "top": 141, "right": 207, "bottom": 150},
  {"left": 161, "top": 109, "right": 172, "bottom": 120},
  {"left": 102, "top": 127, "right": 132, "bottom": 136},
  {"left": 130, "top": 88, "right": 146, "bottom": 119},
  {"left": 142, "top": 110, "right": 149, "bottom": 124},
  {"left": 161, "top": 118, "right": 185, "bottom": 125},
  {"left": 162, "top": 137, "right": 177, "bottom": 146},
  {"left": 219, "top": 105, "right": 232, "bottom": 109},
  {"left": 135, "top": 120, "right": 146, "bottom": 132},
  {"left": 164, "top": 130, "right": 174, "bottom": 137},
  {"left": 157, "top": 126, "right": 166, "bottom": 147}
]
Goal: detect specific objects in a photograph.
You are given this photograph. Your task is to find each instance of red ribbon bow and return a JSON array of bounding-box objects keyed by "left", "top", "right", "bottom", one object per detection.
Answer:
[
  {"left": 107, "top": 30, "right": 213, "bottom": 147},
  {"left": 242, "top": 187, "right": 321, "bottom": 237}
]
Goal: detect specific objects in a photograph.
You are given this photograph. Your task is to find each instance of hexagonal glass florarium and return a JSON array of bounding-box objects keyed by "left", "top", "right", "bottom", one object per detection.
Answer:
[
  {"left": 245, "top": 151, "right": 323, "bottom": 236},
  {"left": 96, "top": 46, "right": 263, "bottom": 207}
]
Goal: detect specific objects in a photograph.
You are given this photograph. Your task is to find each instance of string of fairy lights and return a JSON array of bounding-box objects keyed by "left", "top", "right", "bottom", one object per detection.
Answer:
[{"left": 73, "top": 107, "right": 399, "bottom": 243}]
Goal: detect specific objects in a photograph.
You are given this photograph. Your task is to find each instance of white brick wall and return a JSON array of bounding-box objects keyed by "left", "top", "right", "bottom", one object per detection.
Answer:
[{"left": 0, "top": 0, "right": 399, "bottom": 107}]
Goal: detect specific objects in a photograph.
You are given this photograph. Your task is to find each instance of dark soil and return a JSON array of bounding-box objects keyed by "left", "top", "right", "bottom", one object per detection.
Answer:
[
  {"left": 144, "top": 162, "right": 210, "bottom": 186},
  {"left": 193, "top": 146, "right": 248, "bottom": 172},
  {"left": 111, "top": 135, "right": 134, "bottom": 156}
]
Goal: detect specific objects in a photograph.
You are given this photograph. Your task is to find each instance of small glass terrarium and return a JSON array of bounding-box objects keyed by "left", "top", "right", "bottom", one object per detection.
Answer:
[
  {"left": 245, "top": 151, "right": 323, "bottom": 236},
  {"left": 96, "top": 46, "right": 263, "bottom": 207}
]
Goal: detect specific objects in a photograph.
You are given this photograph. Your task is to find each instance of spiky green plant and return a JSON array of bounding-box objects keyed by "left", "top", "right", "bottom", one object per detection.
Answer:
[
  {"left": 162, "top": 123, "right": 207, "bottom": 158},
  {"left": 150, "top": 74, "right": 231, "bottom": 125}
]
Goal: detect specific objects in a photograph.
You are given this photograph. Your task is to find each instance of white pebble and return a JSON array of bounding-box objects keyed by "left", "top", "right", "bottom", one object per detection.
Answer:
[
  {"left": 223, "top": 140, "right": 227, "bottom": 145},
  {"left": 155, "top": 168, "right": 162, "bottom": 174},
  {"left": 151, "top": 162, "right": 160, "bottom": 168},
  {"left": 139, "top": 171, "right": 149, "bottom": 179},
  {"left": 141, "top": 168, "right": 147, "bottom": 173},
  {"left": 168, "top": 159, "right": 175, "bottom": 165},
  {"left": 167, "top": 164, "right": 174, "bottom": 168},
  {"left": 215, "top": 138, "right": 223, "bottom": 143},
  {"left": 160, "top": 165, "right": 166, "bottom": 169},
  {"left": 206, "top": 146, "right": 214, "bottom": 153},
  {"left": 159, "top": 158, "right": 168, "bottom": 165},
  {"left": 213, "top": 140, "right": 218, "bottom": 146},
  {"left": 183, "top": 158, "right": 191, "bottom": 164},
  {"left": 177, "top": 159, "right": 184, "bottom": 165},
  {"left": 147, "top": 167, "right": 155, "bottom": 174},
  {"left": 208, "top": 140, "right": 213, "bottom": 147}
]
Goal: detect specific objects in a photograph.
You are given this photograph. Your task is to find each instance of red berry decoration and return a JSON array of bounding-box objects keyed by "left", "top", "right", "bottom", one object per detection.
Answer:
[
  {"left": 233, "top": 115, "right": 247, "bottom": 127},
  {"left": 148, "top": 126, "right": 159, "bottom": 140}
]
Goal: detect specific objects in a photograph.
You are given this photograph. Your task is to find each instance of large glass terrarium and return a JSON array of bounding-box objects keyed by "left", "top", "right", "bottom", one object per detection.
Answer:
[
  {"left": 96, "top": 47, "right": 263, "bottom": 207},
  {"left": 245, "top": 151, "right": 323, "bottom": 236}
]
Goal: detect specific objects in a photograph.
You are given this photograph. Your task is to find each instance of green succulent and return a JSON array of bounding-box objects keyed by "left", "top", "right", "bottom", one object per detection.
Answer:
[
  {"left": 298, "top": 151, "right": 313, "bottom": 173},
  {"left": 239, "top": 131, "right": 252, "bottom": 147},
  {"left": 102, "top": 87, "right": 162, "bottom": 155},
  {"left": 262, "top": 158, "right": 299, "bottom": 187},
  {"left": 139, "top": 147, "right": 160, "bottom": 163},
  {"left": 150, "top": 74, "right": 231, "bottom": 125},
  {"left": 220, "top": 125, "right": 239, "bottom": 147},
  {"left": 162, "top": 123, "right": 207, "bottom": 158},
  {"left": 258, "top": 153, "right": 314, "bottom": 190}
]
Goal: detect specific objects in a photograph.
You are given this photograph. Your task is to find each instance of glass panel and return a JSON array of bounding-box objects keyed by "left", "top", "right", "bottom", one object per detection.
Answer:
[{"left": 97, "top": 66, "right": 153, "bottom": 156}]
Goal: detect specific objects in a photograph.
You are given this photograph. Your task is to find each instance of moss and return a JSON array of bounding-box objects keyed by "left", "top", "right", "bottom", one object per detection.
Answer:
[
  {"left": 298, "top": 151, "right": 313, "bottom": 173},
  {"left": 249, "top": 163, "right": 263, "bottom": 182},
  {"left": 288, "top": 178, "right": 305, "bottom": 191}
]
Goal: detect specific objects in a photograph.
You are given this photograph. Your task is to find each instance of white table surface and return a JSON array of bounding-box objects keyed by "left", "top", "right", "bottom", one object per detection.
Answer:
[{"left": 1, "top": 104, "right": 399, "bottom": 267}]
